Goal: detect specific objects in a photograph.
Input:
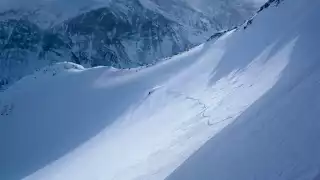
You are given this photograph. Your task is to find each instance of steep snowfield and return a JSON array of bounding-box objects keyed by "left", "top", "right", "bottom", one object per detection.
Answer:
[
  {"left": 167, "top": 0, "right": 320, "bottom": 180},
  {"left": 1, "top": 0, "right": 320, "bottom": 180}
]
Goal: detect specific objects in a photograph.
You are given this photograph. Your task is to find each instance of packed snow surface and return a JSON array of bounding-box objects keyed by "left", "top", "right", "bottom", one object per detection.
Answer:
[{"left": 1, "top": 0, "right": 320, "bottom": 180}]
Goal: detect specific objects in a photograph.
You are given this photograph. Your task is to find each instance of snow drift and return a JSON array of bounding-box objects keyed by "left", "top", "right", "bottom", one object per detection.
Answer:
[{"left": 1, "top": 0, "right": 320, "bottom": 180}]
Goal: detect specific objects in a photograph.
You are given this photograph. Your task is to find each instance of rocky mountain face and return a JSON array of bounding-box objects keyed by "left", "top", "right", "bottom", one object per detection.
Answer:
[
  {"left": 0, "top": 0, "right": 256, "bottom": 90},
  {"left": 143, "top": 0, "right": 220, "bottom": 36},
  {"left": 149, "top": 0, "right": 256, "bottom": 33}
]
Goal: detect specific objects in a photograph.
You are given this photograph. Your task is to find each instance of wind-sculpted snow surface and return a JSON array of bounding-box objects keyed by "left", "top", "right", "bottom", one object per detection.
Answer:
[
  {"left": 167, "top": 0, "right": 320, "bottom": 180},
  {"left": 1, "top": 0, "right": 320, "bottom": 180}
]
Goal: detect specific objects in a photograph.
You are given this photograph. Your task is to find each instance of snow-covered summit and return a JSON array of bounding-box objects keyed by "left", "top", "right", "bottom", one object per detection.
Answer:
[
  {"left": 33, "top": 62, "right": 85, "bottom": 76},
  {"left": 15, "top": 62, "right": 85, "bottom": 86}
]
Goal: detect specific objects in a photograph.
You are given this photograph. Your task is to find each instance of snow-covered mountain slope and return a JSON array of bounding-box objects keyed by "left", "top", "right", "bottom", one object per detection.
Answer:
[
  {"left": 2, "top": 0, "right": 318, "bottom": 180},
  {"left": 0, "top": 0, "right": 256, "bottom": 90},
  {"left": 167, "top": 0, "right": 320, "bottom": 179}
]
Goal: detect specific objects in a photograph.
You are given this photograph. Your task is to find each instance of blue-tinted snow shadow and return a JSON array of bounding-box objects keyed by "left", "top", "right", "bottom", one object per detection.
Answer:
[
  {"left": 207, "top": 0, "right": 306, "bottom": 86},
  {"left": 167, "top": 1, "right": 320, "bottom": 180},
  {"left": 0, "top": 69, "right": 140, "bottom": 180},
  {"left": 0, "top": 44, "right": 202, "bottom": 180}
]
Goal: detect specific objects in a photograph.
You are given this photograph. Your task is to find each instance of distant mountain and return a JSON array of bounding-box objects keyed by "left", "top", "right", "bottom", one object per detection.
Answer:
[
  {"left": 149, "top": 0, "right": 256, "bottom": 32},
  {"left": 0, "top": 0, "right": 256, "bottom": 90}
]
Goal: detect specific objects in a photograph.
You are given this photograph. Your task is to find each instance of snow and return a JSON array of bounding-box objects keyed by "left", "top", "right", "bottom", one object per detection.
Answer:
[
  {"left": 1, "top": 0, "right": 320, "bottom": 180},
  {"left": 167, "top": 0, "right": 320, "bottom": 180}
]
